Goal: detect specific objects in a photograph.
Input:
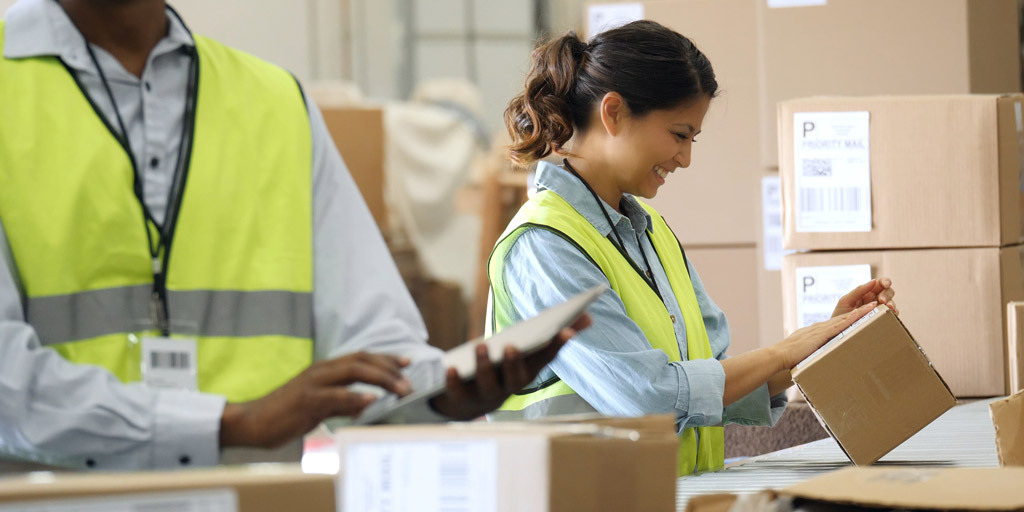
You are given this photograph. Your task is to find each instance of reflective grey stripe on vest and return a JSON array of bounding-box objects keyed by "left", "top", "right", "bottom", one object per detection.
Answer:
[
  {"left": 486, "top": 392, "right": 598, "bottom": 422},
  {"left": 27, "top": 286, "right": 312, "bottom": 345}
]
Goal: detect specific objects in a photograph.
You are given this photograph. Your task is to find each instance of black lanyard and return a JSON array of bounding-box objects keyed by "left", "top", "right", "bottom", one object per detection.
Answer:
[
  {"left": 561, "top": 159, "right": 664, "bottom": 302},
  {"left": 71, "top": 7, "right": 199, "bottom": 335}
]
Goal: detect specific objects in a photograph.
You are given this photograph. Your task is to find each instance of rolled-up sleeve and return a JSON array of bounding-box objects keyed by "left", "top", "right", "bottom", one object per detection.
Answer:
[{"left": 687, "top": 258, "right": 788, "bottom": 427}]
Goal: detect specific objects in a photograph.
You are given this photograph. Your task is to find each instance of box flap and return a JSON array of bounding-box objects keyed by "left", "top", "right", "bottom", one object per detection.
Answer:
[
  {"left": 782, "top": 467, "right": 1024, "bottom": 510},
  {"left": 991, "top": 391, "right": 1024, "bottom": 466}
]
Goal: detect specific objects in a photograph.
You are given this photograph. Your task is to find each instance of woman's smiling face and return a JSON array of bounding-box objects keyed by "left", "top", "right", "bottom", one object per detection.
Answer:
[{"left": 607, "top": 95, "right": 711, "bottom": 200}]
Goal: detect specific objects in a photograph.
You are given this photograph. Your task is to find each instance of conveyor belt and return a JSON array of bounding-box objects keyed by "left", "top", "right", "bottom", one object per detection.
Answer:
[{"left": 676, "top": 399, "right": 1000, "bottom": 511}]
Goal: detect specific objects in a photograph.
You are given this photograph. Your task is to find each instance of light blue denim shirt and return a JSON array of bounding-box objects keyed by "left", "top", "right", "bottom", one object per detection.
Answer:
[{"left": 500, "top": 161, "right": 787, "bottom": 432}]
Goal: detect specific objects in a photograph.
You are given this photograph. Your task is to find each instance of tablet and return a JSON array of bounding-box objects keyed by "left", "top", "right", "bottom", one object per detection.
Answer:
[{"left": 352, "top": 283, "right": 608, "bottom": 425}]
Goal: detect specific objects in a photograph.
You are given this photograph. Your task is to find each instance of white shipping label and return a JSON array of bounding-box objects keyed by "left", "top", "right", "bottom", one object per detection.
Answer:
[
  {"left": 768, "top": 0, "right": 827, "bottom": 7},
  {"left": 0, "top": 488, "right": 237, "bottom": 512},
  {"left": 792, "top": 111, "right": 872, "bottom": 233},
  {"left": 761, "top": 175, "right": 794, "bottom": 270},
  {"left": 343, "top": 440, "right": 498, "bottom": 512},
  {"left": 141, "top": 336, "right": 198, "bottom": 390},
  {"left": 587, "top": 3, "right": 644, "bottom": 38},
  {"left": 794, "top": 264, "right": 872, "bottom": 328}
]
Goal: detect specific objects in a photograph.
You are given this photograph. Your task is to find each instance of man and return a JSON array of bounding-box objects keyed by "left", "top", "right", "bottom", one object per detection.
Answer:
[{"left": 0, "top": 0, "right": 587, "bottom": 470}]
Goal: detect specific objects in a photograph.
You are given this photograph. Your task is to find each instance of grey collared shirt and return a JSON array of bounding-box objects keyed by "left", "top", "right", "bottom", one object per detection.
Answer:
[{"left": 0, "top": 0, "right": 443, "bottom": 470}]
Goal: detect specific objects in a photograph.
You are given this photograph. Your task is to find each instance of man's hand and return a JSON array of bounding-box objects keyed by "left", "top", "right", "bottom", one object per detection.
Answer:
[
  {"left": 429, "top": 314, "right": 592, "bottom": 421},
  {"left": 833, "top": 278, "right": 898, "bottom": 317},
  {"left": 219, "top": 352, "right": 411, "bottom": 449}
]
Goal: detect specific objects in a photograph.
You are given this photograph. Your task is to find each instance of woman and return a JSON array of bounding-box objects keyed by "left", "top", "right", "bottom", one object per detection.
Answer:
[{"left": 484, "top": 20, "right": 896, "bottom": 476}]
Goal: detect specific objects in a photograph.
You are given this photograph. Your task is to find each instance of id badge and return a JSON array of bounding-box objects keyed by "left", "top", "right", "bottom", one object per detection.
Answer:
[{"left": 141, "top": 336, "right": 199, "bottom": 391}]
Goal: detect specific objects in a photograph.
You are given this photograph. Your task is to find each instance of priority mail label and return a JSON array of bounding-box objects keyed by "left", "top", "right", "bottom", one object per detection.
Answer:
[
  {"left": 793, "top": 111, "right": 872, "bottom": 233},
  {"left": 344, "top": 440, "right": 498, "bottom": 512},
  {"left": 795, "top": 264, "right": 872, "bottom": 328}
]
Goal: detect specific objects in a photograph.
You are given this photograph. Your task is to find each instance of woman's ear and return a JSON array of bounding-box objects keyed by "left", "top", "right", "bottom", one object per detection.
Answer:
[{"left": 598, "top": 92, "right": 628, "bottom": 137}]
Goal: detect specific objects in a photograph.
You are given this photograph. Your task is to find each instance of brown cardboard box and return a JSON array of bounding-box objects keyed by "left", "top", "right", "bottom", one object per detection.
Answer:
[
  {"left": 791, "top": 306, "right": 956, "bottom": 465},
  {"left": 0, "top": 465, "right": 334, "bottom": 511},
  {"left": 784, "top": 467, "right": 1024, "bottom": 510},
  {"left": 687, "top": 467, "right": 1024, "bottom": 512},
  {"left": 320, "top": 106, "right": 388, "bottom": 230},
  {"left": 760, "top": 0, "right": 1022, "bottom": 168},
  {"left": 779, "top": 95, "right": 1024, "bottom": 251},
  {"left": 334, "top": 416, "right": 677, "bottom": 512},
  {"left": 991, "top": 390, "right": 1024, "bottom": 466},
  {"left": 1008, "top": 302, "right": 1024, "bottom": 394},
  {"left": 587, "top": 0, "right": 762, "bottom": 244},
  {"left": 783, "top": 246, "right": 1024, "bottom": 397},
  {"left": 686, "top": 245, "right": 761, "bottom": 354}
]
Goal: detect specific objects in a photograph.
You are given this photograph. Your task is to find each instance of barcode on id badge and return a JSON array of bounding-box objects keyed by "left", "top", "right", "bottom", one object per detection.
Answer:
[
  {"left": 799, "top": 187, "right": 863, "bottom": 213},
  {"left": 802, "top": 158, "right": 832, "bottom": 177},
  {"left": 151, "top": 351, "right": 190, "bottom": 369}
]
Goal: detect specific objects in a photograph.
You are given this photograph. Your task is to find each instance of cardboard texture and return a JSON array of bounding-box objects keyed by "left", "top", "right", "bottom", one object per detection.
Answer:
[
  {"left": 334, "top": 416, "right": 677, "bottom": 512},
  {"left": 686, "top": 245, "right": 760, "bottom": 354},
  {"left": 791, "top": 306, "right": 956, "bottom": 465},
  {"left": 597, "top": 0, "right": 761, "bottom": 245},
  {"left": 319, "top": 106, "right": 388, "bottom": 230},
  {"left": 991, "top": 391, "right": 1024, "bottom": 466},
  {"left": 1009, "top": 302, "right": 1024, "bottom": 394},
  {"left": 0, "top": 465, "right": 334, "bottom": 511},
  {"left": 783, "top": 246, "right": 1024, "bottom": 397},
  {"left": 760, "top": 0, "right": 1022, "bottom": 168},
  {"left": 779, "top": 95, "right": 1024, "bottom": 250},
  {"left": 782, "top": 467, "right": 1024, "bottom": 510}
]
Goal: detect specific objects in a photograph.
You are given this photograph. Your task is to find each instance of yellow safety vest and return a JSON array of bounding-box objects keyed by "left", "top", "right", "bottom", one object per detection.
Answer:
[
  {"left": 0, "top": 22, "right": 313, "bottom": 402},
  {"left": 486, "top": 189, "right": 725, "bottom": 476}
]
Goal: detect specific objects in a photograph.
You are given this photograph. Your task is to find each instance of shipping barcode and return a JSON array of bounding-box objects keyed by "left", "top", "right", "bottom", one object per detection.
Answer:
[
  {"left": 151, "top": 351, "right": 190, "bottom": 369},
  {"left": 802, "top": 158, "right": 832, "bottom": 177},
  {"left": 438, "top": 444, "right": 471, "bottom": 512},
  {"left": 799, "top": 187, "right": 864, "bottom": 213}
]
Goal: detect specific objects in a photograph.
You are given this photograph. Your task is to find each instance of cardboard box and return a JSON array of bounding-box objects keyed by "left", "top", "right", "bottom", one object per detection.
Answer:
[
  {"left": 779, "top": 95, "right": 1024, "bottom": 250},
  {"left": 587, "top": 0, "right": 762, "bottom": 244},
  {"left": 687, "top": 467, "right": 1024, "bottom": 512},
  {"left": 0, "top": 465, "right": 334, "bottom": 511},
  {"left": 686, "top": 245, "right": 760, "bottom": 355},
  {"left": 1009, "top": 302, "right": 1024, "bottom": 394},
  {"left": 791, "top": 306, "right": 956, "bottom": 465},
  {"left": 334, "top": 416, "right": 677, "bottom": 512},
  {"left": 319, "top": 106, "right": 388, "bottom": 230},
  {"left": 991, "top": 390, "right": 1024, "bottom": 466},
  {"left": 785, "top": 467, "right": 1024, "bottom": 510},
  {"left": 760, "top": 0, "right": 1022, "bottom": 168},
  {"left": 783, "top": 246, "right": 1024, "bottom": 397}
]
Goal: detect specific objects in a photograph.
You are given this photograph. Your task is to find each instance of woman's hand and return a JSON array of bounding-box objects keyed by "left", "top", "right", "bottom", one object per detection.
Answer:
[
  {"left": 774, "top": 301, "right": 878, "bottom": 370},
  {"left": 833, "top": 278, "right": 897, "bottom": 317}
]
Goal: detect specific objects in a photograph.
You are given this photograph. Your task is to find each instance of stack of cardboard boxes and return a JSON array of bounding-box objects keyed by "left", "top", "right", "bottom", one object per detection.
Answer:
[{"left": 779, "top": 94, "right": 1024, "bottom": 399}]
